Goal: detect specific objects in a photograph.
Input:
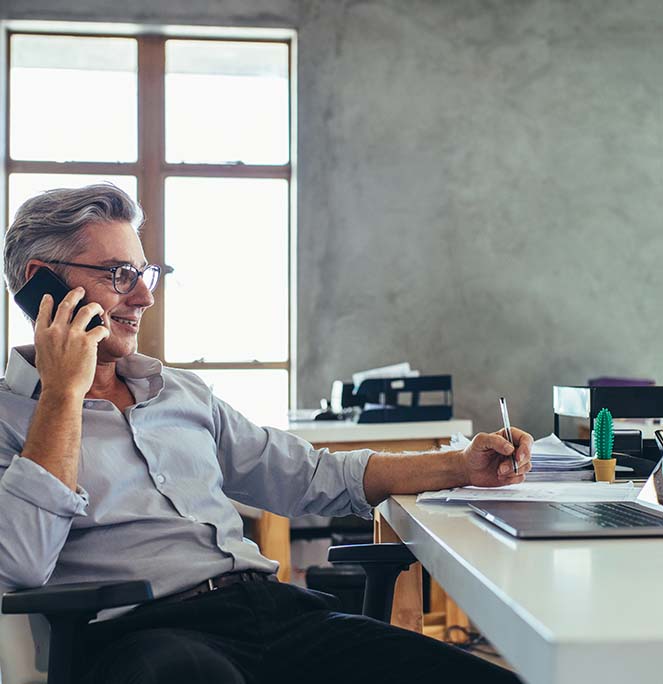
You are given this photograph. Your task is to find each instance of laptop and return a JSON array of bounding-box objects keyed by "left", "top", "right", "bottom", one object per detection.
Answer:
[{"left": 469, "top": 455, "right": 663, "bottom": 539}]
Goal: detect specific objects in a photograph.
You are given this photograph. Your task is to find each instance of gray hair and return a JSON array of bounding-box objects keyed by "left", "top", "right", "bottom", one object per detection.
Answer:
[{"left": 3, "top": 183, "right": 143, "bottom": 294}]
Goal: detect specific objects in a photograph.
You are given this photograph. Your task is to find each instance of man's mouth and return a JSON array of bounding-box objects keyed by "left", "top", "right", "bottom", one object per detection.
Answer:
[{"left": 110, "top": 316, "right": 139, "bottom": 329}]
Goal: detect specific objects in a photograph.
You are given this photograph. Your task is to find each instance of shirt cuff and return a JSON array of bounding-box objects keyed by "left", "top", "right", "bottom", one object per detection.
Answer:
[
  {"left": 1, "top": 455, "right": 89, "bottom": 517},
  {"left": 343, "top": 448, "right": 375, "bottom": 519}
]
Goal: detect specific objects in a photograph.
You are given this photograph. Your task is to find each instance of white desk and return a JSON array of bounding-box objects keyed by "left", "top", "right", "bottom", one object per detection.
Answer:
[
  {"left": 378, "top": 495, "right": 663, "bottom": 684},
  {"left": 285, "top": 419, "right": 472, "bottom": 445}
]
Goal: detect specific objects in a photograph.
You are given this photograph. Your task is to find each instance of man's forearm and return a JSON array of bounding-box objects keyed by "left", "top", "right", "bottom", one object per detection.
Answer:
[
  {"left": 21, "top": 389, "right": 84, "bottom": 492},
  {"left": 362, "top": 450, "right": 469, "bottom": 506}
]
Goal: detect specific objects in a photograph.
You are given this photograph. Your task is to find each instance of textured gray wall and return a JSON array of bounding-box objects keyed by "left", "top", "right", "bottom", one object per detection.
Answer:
[{"left": 3, "top": 0, "right": 663, "bottom": 437}]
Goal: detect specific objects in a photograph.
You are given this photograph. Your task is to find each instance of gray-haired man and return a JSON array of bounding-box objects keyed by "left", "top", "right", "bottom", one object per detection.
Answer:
[{"left": 0, "top": 184, "right": 532, "bottom": 683}]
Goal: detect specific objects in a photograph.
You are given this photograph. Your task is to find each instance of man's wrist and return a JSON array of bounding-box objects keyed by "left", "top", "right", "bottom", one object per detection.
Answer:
[
  {"left": 39, "top": 387, "right": 86, "bottom": 405},
  {"left": 445, "top": 450, "right": 470, "bottom": 488}
]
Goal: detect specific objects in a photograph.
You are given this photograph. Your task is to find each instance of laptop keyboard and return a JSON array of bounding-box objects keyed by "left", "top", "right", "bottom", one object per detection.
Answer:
[{"left": 549, "top": 502, "right": 663, "bottom": 528}]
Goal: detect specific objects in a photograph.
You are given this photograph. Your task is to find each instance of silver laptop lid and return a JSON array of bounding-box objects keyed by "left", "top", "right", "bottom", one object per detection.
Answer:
[{"left": 635, "top": 457, "right": 663, "bottom": 512}]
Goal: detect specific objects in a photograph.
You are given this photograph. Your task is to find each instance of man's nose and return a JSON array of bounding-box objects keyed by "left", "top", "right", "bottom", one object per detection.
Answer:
[{"left": 127, "top": 275, "right": 155, "bottom": 307}]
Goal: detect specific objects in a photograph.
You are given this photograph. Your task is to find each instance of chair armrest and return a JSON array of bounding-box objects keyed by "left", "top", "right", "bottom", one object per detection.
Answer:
[
  {"left": 328, "top": 542, "right": 415, "bottom": 567},
  {"left": 328, "top": 543, "right": 417, "bottom": 622},
  {"left": 2, "top": 580, "right": 153, "bottom": 616}
]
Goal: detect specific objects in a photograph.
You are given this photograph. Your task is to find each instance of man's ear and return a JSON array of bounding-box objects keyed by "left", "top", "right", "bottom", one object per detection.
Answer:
[{"left": 24, "top": 259, "right": 49, "bottom": 282}]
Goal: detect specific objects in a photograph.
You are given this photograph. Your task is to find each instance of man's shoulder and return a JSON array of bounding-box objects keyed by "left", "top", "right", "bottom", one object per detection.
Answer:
[
  {"left": 162, "top": 364, "right": 205, "bottom": 383},
  {"left": 161, "top": 365, "right": 213, "bottom": 397}
]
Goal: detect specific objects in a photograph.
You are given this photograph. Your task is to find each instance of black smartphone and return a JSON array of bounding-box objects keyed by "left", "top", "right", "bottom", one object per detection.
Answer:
[{"left": 14, "top": 267, "right": 104, "bottom": 332}]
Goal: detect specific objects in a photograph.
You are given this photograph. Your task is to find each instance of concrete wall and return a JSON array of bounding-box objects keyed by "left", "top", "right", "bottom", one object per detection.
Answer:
[{"left": 3, "top": 0, "right": 663, "bottom": 438}]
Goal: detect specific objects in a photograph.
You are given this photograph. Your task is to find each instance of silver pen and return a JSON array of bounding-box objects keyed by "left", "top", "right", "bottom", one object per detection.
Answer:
[{"left": 499, "top": 397, "right": 518, "bottom": 474}]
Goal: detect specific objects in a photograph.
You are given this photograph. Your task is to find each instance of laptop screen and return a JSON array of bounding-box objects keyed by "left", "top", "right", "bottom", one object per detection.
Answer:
[{"left": 635, "top": 457, "right": 663, "bottom": 510}]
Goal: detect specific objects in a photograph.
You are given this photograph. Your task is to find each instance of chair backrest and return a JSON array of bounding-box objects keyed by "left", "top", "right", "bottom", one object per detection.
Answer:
[{"left": 0, "top": 612, "right": 49, "bottom": 684}]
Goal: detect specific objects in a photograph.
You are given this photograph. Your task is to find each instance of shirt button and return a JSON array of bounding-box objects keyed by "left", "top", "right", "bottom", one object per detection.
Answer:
[
  {"left": 156, "top": 474, "right": 165, "bottom": 484},
  {"left": 187, "top": 515, "right": 197, "bottom": 522}
]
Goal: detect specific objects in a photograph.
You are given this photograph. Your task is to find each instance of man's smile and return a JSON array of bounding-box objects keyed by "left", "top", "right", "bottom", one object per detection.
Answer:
[{"left": 110, "top": 315, "right": 140, "bottom": 330}]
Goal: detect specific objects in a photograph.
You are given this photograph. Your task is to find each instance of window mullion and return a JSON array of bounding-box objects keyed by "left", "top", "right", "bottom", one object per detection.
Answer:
[
  {"left": 166, "top": 361, "right": 290, "bottom": 371},
  {"left": 162, "top": 163, "right": 290, "bottom": 179},
  {"left": 7, "top": 160, "right": 139, "bottom": 175},
  {"left": 2, "top": 28, "right": 9, "bottom": 368},
  {"left": 136, "top": 35, "right": 166, "bottom": 361}
]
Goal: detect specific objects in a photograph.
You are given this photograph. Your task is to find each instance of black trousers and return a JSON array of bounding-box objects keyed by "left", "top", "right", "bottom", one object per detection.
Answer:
[{"left": 81, "top": 580, "right": 521, "bottom": 684}]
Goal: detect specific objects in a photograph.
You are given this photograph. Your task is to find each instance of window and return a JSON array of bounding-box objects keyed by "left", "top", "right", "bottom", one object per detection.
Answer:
[{"left": 4, "top": 27, "right": 295, "bottom": 426}]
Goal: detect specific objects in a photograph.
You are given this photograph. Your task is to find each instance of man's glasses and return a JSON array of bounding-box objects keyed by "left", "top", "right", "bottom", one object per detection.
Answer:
[{"left": 44, "top": 260, "right": 161, "bottom": 294}]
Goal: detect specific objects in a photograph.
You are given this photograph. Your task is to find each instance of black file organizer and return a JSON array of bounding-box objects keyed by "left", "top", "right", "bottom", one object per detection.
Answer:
[
  {"left": 349, "top": 375, "right": 453, "bottom": 423},
  {"left": 553, "top": 385, "right": 663, "bottom": 473}
]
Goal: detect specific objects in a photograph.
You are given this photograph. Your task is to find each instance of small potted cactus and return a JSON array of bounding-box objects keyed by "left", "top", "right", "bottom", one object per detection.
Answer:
[{"left": 593, "top": 408, "right": 616, "bottom": 482}]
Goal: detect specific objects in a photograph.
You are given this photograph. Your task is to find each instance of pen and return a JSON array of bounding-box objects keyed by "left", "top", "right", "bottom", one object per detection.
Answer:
[{"left": 499, "top": 397, "right": 518, "bottom": 474}]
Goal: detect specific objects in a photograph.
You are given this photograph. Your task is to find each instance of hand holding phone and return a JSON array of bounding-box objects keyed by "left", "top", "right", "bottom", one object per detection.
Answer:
[
  {"left": 14, "top": 267, "right": 104, "bottom": 331},
  {"left": 15, "top": 267, "right": 109, "bottom": 399}
]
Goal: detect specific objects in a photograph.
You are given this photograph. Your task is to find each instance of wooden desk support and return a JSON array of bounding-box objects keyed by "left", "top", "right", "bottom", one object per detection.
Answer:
[
  {"left": 252, "top": 512, "right": 292, "bottom": 582},
  {"left": 373, "top": 511, "right": 471, "bottom": 642}
]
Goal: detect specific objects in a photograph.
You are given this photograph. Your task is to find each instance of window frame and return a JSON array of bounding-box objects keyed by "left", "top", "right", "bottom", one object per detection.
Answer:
[{"left": 2, "top": 23, "right": 297, "bottom": 408}]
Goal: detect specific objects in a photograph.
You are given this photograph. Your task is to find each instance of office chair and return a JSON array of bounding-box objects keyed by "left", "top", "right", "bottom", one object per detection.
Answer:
[{"left": 0, "top": 542, "right": 415, "bottom": 684}]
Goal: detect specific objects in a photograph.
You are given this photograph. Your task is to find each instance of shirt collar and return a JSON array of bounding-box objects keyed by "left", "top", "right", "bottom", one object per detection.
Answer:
[
  {"left": 4, "top": 345, "right": 164, "bottom": 399},
  {"left": 5, "top": 346, "right": 40, "bottom": 398}
]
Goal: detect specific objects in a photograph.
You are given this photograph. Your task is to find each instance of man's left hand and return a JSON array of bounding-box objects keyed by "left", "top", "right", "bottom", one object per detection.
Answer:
[{"left": 461, "top": 428, "right": 533, "bottom": 487}]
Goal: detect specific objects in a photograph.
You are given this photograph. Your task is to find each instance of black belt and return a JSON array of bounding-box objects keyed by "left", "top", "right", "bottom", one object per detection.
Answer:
[{"left": 140, "top": 571, "right": 278, "bottom": 610}]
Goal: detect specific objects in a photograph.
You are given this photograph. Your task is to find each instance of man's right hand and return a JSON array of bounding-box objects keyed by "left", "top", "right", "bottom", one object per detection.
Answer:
[
  {"left": 34, "top": 287, "right": 110, "bottom": 399},
  {"left": 460, "top": 428, "right": 533, "bottom": 488}
]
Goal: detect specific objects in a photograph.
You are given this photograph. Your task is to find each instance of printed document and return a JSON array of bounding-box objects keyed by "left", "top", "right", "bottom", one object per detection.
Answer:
[{"left": 417, "top": 481, "right": 639, "bottom": 504}]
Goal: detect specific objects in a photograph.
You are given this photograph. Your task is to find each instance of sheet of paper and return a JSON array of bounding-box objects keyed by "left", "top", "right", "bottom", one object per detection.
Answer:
[
  {"left": 531, "top": 433, "right": 588, "bottom": 458},
  {"left": 417, "top": 481, "right": 639, "bottom": 504}
]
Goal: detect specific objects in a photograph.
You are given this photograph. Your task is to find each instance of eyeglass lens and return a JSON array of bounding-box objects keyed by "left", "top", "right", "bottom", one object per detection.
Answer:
[{"left": 114, "top": 265, "right": 160, "bottom": 293}]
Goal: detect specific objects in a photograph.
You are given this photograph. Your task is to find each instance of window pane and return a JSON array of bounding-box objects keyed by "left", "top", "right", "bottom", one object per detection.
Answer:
[
  {"left": 164, "top": 177, "right": 289, "bottom": 363},
  {"left": 10, "top": 35, "right": 137, "bottom": 162},
  {"left": 7, "top": 174, "right": 138, "bottom": 350},
  {"left": 192, "top": 369, "right": 288, "bottom": 427},
  {"left": 166, "top": 40, "right": 289, "bottom": 164}
]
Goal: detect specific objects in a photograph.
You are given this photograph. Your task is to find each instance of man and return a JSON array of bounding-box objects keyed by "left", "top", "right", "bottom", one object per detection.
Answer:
[{"left": 0, "top": 184, "right": 532, "bottom": 683}]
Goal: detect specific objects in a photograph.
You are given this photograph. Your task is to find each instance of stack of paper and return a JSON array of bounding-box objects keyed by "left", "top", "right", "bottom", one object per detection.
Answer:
[
  {"left": 526, "top": 434, "right": 594, "bottom": 480},
  {"left": 529, "top": 434, "right": 592, "bottom": 469}
]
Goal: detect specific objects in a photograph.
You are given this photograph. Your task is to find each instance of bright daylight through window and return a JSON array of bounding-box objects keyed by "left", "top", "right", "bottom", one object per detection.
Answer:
[{"left": 6, "top": 30, "right": 294, "bottom": 426}]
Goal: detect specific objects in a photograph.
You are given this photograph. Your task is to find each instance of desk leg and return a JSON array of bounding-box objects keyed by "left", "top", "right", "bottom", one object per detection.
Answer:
[
  {"left": 254, "top": 512, "right": 291, "bottom": 583},
  {"left": 373, "top": 512, "right": 471, "bottom": 642},
  {"left": 445, "top": 593, "right": 471, "bottom": 643},
  {"left": 374, "top": 511, "right": 423, "bottom": 634},
  {"left": 428, "top": 580, "right": 471, "bottom": 643}
]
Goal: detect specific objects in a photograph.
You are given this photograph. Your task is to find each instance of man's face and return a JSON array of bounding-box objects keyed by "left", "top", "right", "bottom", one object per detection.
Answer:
[{"left": 58, "top": 221, "right": 154, "bottom": 363}]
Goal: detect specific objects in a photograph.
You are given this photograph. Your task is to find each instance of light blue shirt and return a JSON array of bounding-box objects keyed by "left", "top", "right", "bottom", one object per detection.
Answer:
[{"left": 0, "top": 346, "right": 373, "bottom": 605}]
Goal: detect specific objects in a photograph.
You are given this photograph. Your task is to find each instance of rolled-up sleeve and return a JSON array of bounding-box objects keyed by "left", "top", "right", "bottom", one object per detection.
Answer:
[
  {"left": 2, "top": 455, "right": 88, "bottom": 515},
  {"left": 0, "top": 455, "right": 88, "bottom": 589},
  {"left": 213, "top": 398, "right": 374, "bottom": 519}
]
